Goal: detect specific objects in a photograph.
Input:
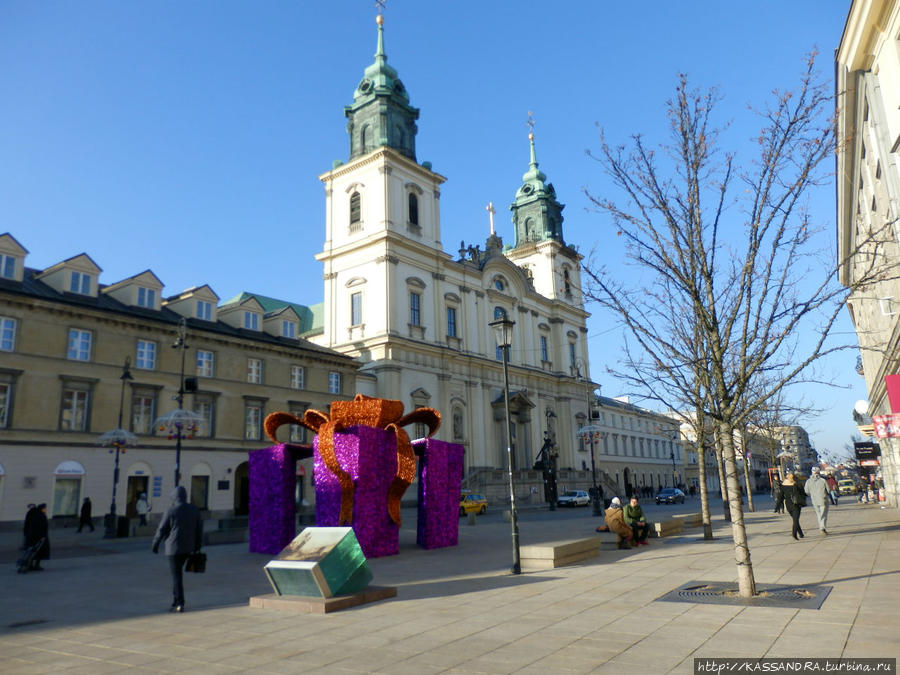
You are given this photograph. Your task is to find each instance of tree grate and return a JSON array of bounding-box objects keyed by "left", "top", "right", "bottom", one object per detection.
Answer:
[{"left": 655, "top": 580, "right": 832, "bottom": 609}]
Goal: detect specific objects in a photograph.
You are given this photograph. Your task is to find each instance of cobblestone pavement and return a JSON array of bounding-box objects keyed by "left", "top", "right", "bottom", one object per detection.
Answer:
[{"left": 1, "top": 498, "right": 897, "bottom": 673}]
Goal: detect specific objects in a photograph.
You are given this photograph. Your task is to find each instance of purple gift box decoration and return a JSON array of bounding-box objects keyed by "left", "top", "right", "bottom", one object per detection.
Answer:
[{"left": 249, "top": 427, "right": 464, "bottom": 558}]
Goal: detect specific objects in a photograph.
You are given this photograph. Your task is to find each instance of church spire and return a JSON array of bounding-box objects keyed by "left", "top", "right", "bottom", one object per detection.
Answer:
[
  {"left": 509, "top": 118, "right": 565, "bottom": 248},
  {"left": 344, "top": 15, "right": 419, "bottom": 162}
]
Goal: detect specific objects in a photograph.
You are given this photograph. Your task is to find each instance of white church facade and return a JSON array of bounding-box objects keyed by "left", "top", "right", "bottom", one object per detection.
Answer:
[{"left": 306, "top": 16, "right": 595, "bottom": 476}]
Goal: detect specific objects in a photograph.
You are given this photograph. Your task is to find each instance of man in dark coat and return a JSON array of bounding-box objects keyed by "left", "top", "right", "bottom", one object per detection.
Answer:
[
  {"left": 152, "top": 486, "right": 203, "bottom": 612},
  {"left": 77, "top": 497, "right": 94, "bottom": 532},
  {"left": 23, "top": 503, "right": 50, "bottom": 570}
]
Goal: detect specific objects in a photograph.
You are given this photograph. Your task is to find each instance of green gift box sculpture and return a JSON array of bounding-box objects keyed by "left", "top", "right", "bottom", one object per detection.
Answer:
[{"left": 264, "top": 527, "right": 372, "bottom": 598}]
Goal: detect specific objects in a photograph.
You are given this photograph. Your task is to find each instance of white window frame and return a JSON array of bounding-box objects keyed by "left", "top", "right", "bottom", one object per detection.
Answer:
[
  {"left": 67, "top": 329, "right": 92, "bottom": 361},
  {"left": 446, "top": 306, "right": 457, "bottom": 338},
  {"left": 328, "top": 371, "right": 341, "bottom": 395},
  {"left": 61, "top": 388, "right": 90, "bottom": 431},
  {"left": 194, "top": 398, "right": 215, "bottom": 438},
  {"left": 0, "top": 254, "right": 16, "bottom": 279},
  {"left": 245, "top": 402, "right": 263, "bottom": 440},
  {"left": 196, "top": 300, "right": 212, "bottom": 321},
  {"left": 290, "top": 365, "right": 305, "bottom": 390},
  {"left": 0, "top": 382, "right": 11, "bottom": 427},
  {"left": 351, "top": 292, "right": 362, "bottom": 326},
  {"left": 196, "top": 350, "right": 215, "bottom": 378},
  {"left": 282, "top": 320, "right": 296, "bottom": 338},
  {"left": 136, "top": 287, "right": 156, "bottom": 308},
  {"left": 131, "top": 393, "right": 156, "bottom": 434},
  {"left": 409, "top": 291, "right": 421, "bottom": 326},
  {"left": 136, "top": 340, "right": 156, "bottom": 370},
  {"left": 0, "top": 316, "right": 16, "bottom": 351},
  {"left": 244, "top": 311, "right": 259, "bottom": 330},
  {"left": 69, "top": 270, "right": 92, "bottom": 295},
  {"left": 247, "top": 358, "right": 263, "bottom": 384}
]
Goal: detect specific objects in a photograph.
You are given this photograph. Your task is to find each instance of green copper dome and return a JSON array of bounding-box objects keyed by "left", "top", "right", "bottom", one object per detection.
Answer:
[
  {"left": 344, "top": 16, "right": 419, "bottom": 161},
  {"left": 510, "top": 132, "right": 565, "bottom": 247}
]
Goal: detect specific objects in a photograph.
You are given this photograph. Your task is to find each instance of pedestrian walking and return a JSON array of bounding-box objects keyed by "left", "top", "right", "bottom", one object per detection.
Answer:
[
  {"left": 152, "top": 486, "right": 203, "bottom": 613},
  {"left": 23, "top": 503, "right": 50, "bottom": 570},
  {"left": 772, "top": 477, "right": 785, "bottom": 514},
  {"left": 826, "top": 474, "right": 839, "bottom": 506},
  {"left": 783, "top": 474, "right": 805, "bottom": 540},
  {"left": 77, "top": 497, "right": 95, "bottom": 532},
  {"left": 136, "top": 493, "right": 151, "bottom": 526},
  {"left": 804, "top": 466, "right": 830, "bottom": 535}
]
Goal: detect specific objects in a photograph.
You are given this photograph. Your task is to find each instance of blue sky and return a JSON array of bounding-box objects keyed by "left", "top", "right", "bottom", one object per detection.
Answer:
[{"left": 0, "top": 1, "right": 862, "bottom": 457}]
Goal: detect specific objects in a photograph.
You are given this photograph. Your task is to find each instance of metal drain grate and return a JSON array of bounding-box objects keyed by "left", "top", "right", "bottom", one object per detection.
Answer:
[{"left": 656, "top": 580, "right": 832, "bottom": 609}]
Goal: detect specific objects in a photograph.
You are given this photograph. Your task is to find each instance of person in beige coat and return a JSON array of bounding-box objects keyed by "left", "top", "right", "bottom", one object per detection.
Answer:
[{"left": 603, "top": 497, "right": 633, "bottom": 549}]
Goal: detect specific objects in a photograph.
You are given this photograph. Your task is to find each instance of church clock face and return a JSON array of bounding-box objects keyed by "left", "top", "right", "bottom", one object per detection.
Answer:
[
  {"left": 358, "top": 79, "right": 372, "bottom": 93},
  {"left": 520, "top": 184, "right": 533, "bottom": 195}
]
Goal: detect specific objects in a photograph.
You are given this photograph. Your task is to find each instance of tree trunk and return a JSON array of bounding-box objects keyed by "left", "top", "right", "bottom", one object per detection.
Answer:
[
  {"left": 697, "top": 443, "right": 713, "bottom": 539},
  {"left": 740, "top": 428, "right": 755, "bottom": 512},
  {"left": 716, "top": 444, "right": 730, "bottom": 522},
  {"left": 719, "top": 420, "right": 757, "bottom": 597}
]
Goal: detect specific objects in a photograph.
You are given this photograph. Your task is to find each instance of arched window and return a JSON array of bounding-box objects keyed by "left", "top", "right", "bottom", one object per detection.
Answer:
[
  {"left": 563, "top": 268, "right": 571, "bottom": 295},
  {"left": 360, "top": 125, "right": 369, "bottom": 153},
  {"left": 349, "top": 191, "right": 361, "bottom": 230},
  {"left": 524, "top": 217, "right": 533, "bottom": 241},
  {"left": 408, "top": 193, "right": 419, "bottom": 226}
]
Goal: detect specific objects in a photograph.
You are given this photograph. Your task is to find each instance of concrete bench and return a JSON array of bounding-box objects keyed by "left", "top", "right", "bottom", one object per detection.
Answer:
[
  {"left": 672, "top": 513, "right": 702, "bottom": 528},
  {"left": 520, "top": 536, "right": 603, "bottom": 570},
  {"left": 650, "top": 519, "right": 684, "bottom": 538}
]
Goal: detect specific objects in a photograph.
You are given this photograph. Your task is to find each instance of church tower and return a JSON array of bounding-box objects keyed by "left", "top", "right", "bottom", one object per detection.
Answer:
[
  {"left": 314, "top": 15, "right": 447, "bottom": 353},
  {"left": 345, "top": 14, "right": 419, "bottom": 162},
  {"left": 505, "top": 131, "right": 583, "bottom": 308}
]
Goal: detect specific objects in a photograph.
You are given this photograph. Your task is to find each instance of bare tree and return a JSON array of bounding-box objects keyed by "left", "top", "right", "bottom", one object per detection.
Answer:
[{"left": 582, "top": 54, "right": 894, "bottom": 597}]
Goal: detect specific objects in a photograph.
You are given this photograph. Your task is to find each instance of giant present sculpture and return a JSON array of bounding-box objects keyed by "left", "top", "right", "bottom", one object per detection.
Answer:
[{"left": 249, "top": 394, "right": 464, "bottom": 558}]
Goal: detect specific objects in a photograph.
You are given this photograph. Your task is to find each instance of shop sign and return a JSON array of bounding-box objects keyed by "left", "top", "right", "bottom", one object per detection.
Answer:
[
  {"left": 871, "top": 415, "right": 900, "bottom": 438},
  {"left": 54, "top": 460, "right": 86, "bottom": 476}
]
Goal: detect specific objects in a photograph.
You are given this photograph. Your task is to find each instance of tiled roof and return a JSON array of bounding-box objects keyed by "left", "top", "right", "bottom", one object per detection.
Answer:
[{"left": 1, "top": 269, "right": 353, "bottom": 363}]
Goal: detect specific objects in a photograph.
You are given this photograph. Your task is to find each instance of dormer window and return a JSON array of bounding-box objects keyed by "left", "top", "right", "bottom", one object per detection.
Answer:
[
  {"left": 0, "top": 254, "right": 16, "bottom": 279},
  {"left": 70, "top": 271, "right": 92, "bottom": 295},
  {"left": 243, "top": 312, "right": 259, "bottom": 330},
  {"left": 136, "top": 287, "right": 156, "bottom": 309},
  {"left": 196, "top": 300, "right": 212, "bottom": 321},
  {"left": 281, "top": 320, "right": 296, "bottom": 338}
]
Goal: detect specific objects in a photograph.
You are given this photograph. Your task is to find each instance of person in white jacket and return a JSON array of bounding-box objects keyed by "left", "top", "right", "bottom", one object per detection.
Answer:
[
  {"left": 136, "top": 493, "right": 151, "bottom": 526},
  {"left": 804, "top": 467, "right": 830, "bottom": 535}
]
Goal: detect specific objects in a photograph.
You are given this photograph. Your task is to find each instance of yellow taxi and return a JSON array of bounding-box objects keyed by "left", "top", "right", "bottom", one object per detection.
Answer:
[{"left": 459, "top": 492, "right": 488, "bottom": 516}]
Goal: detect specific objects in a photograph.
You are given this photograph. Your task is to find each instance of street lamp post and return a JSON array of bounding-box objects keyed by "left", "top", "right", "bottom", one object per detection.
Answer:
[
  {"left": 489, "top": 316, "right": 521, "bottom": 575},
  {"left": 97, "top": 357, "right": 136, "bottom": 538},
  {"left": 572, "top": 360, "right": 602, "bottom": 516},
  {"left": 173, "top": 319, "right": 188, "bottom": 487}
]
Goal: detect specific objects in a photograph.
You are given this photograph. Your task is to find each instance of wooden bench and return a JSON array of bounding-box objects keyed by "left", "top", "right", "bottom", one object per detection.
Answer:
[
  {"left": 520, "top": 536, "right": 604, "bottom": 570},
  {"left": 650, "top": 519, "right": 684, "bottom": 538},
  {"left": 672, "top": 512, "right": 702, "bottom": 528}
]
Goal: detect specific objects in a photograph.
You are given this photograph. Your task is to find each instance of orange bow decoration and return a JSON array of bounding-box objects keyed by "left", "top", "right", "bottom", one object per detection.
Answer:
[{"left": 264, "top": 394, "right": 440, "bottom": 526}]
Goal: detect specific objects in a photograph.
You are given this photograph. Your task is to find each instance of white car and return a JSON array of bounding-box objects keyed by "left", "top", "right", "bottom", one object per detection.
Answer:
[{"left": 557, "top": 490, "right": 590, "bottom": 507}]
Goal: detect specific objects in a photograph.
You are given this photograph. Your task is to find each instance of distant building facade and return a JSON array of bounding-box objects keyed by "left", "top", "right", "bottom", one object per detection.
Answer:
[{"left": 0, "top": 233, "right": 357, "bottom": 524}]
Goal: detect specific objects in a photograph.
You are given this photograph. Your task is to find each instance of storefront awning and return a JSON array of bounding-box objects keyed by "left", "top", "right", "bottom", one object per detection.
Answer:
[{"left": 54, "top": 460, "right": 86, "bottom": 476}]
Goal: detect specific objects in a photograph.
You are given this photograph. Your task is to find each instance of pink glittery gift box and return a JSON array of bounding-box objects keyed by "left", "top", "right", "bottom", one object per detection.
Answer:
[{"left": 314, "top": 426, "right": 399, "bottom": 558}]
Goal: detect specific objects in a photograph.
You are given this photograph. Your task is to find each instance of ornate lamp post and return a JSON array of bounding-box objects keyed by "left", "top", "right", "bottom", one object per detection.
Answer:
[
  {"left": 489, "top": 315, "right": 520, "bottom": 575},
  {"left": 155, "top": 318, "right": 201, "bottom": 488},
  {"left": 572, "top": 359, "right": 602, "bottom": 516},
  {"left": 96, "top": 357, "right": 137, "bottom": 538}
]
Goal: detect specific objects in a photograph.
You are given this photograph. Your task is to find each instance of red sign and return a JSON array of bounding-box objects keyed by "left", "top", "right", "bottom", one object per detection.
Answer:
[
  {"left": 873, "top": 414, "right": 900, "bottom": 438},
  {"left": 860, "top": 460, "right": 880, "bottom": 467},
  {"left": 886, "top": 375, "right": 900, "bottom": 413}
]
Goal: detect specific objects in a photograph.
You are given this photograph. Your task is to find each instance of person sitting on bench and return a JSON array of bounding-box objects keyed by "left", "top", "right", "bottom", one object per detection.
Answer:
[
  {"left": 603, "top": 497, "right": 634, "bottom": 549},
  {"left": 623, "top": 495, "right": 650, "bottom": 546}
]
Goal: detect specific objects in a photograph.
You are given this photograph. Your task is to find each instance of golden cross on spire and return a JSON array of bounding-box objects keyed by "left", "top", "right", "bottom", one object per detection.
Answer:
[
  {"left": 486, "top": 202, "right": 496, "bottom": 236},
  {"left": 526, "top": 111, "right": 535, "bottom": 139},
  {"left": 374, "top": 0, "right": 386, "bottom": 14}
]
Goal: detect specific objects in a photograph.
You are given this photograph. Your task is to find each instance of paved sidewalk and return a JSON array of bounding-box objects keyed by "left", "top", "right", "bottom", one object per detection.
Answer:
[{"left": 1, "top": 500, "right": 898, "bottom": 673}]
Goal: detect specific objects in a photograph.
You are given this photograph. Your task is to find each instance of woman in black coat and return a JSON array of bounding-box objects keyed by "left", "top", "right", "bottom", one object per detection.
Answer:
[
  {"left": 23, "top": 503, "right": 51, "bottom": 569},
  {"left": 772, "top": 478, "right": 785, "bottom": 514},
  {"left": 782, "top": 474, "right": 804, "bottom": 540}
]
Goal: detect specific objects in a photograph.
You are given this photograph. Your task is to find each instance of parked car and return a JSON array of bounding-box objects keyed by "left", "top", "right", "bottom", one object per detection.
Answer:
[
  {"left": 837, "top": 479, "right": 857, "bottom": 495},
  {"left": 557, "top": 490, "right": 590, "bottom": 507},
  {"left": 655, "top": 488, "right": 686, "bottom": 505},
  {"left": 459, "top": 493, "right": 488, "bottom": 516}
]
